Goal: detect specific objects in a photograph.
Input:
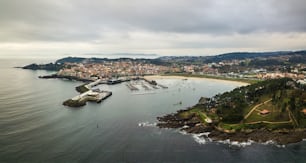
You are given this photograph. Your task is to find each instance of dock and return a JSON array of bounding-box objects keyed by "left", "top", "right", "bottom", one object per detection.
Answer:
[
  {"left": 64, "top": 76, "right": 168, "bottom": 107},
  {"left": 125, "top": 77, "right": 168, "bottom": 91},
  {"left": 63, "top": 80, "right": 112, "bottom": 107},
  {"left": 141, "top": 83, "right": 150, "bottom": 90},
  {"left": 158, "top": 84, "right": 168, "bottom": 89},
  {"left": 126, "top": 82, "right": 139, "bottom": 91}
]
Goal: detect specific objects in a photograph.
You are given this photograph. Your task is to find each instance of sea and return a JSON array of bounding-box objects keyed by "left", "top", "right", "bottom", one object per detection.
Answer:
[{"left": 0, "top": 58, "right": 305, "bottom": 163}]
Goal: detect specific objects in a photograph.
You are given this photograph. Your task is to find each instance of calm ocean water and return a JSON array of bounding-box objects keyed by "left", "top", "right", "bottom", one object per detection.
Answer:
[{"left": 0, "top": 59, "right": 305, "bottom": 163}]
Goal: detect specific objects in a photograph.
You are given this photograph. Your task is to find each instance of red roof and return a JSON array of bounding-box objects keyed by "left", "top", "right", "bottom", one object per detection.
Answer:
[{"left": 260, "top": 109, "right": 270, "bottom": 115}]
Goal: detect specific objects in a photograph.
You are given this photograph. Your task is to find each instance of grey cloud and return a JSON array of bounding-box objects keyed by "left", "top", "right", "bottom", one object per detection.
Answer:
[{"left": 0, "top": 0, "right": 306, "bottom": 42}]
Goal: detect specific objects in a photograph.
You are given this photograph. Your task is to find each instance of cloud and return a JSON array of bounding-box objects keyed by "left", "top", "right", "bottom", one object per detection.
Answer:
[{"left": 0, "top": 0, "right": 305, "bottom": 57}]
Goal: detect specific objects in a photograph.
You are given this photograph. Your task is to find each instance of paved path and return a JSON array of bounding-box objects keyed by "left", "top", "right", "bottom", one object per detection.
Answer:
[
  {"left": 288, "top": 108, "right": 298, "bottom": 126},
  {"left": 245, "top": 120, "right": 292, "bottom": 125},
  {"left": 244, "top": 98, "right": 296, "bottom": 125},
  {"left": 244, "top": 99, "right": 272, "bottom": 119}
]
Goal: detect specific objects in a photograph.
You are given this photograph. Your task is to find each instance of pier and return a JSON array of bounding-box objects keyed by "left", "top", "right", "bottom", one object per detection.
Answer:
[
  {"left": 63, "top": 76, "right": 167, "bottom": 107},
  {"left": 125, "top": 78, "right": 167, "bottom": 91},
  {"left": 126, "top": 82, "right": 139, "bottom": 91},
  {"left": 141, "top": 83, "right": 150, "bottom": 90},
  {"left": 71, "top": 89, "right": 112, "bottom": 103},
  {"left": 157, "top": 84, "right": 168, "bottom": 89},
  {"left": 63, "top": 80, "right": 112, "bottom": 107}
]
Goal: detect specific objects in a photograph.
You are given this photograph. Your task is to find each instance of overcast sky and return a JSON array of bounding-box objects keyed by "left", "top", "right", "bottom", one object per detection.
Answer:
[{"left": 1, "top": 0, "right": 306, "bottom": 58}]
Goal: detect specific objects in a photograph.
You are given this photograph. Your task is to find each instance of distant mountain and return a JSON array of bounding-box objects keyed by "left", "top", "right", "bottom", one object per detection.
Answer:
[
  {"left": 158, "top": 50, "right": 306, "bottom": 64},
  {"left": 22, "top": 50, "right": 306, "bottom": 71},
  {"left": 55, "top": 56, "right": 169, "bottom": 66},
  {"left": 55, "top": 57, "right": 87, "bottom": 64},
  {"left": 56, "top": 50, "right": 306, "bottom": 64}
]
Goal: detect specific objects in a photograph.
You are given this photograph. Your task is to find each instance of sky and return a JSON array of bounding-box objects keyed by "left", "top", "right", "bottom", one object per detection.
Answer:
[{"left": 1, "top": 0, "right": 306, "bottom": 58}]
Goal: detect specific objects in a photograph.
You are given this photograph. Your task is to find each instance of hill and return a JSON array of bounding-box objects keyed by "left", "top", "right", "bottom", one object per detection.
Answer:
[
  {"left": 157, "top": 78, "right": 306, "bottom": 144},
  {"left": 21, "top": 50, "right": 306, "bottom": 71},
  {"left": 22, "top": 63, "right": 64, "bottom": 71},
  {"left": 55, "top": 56, "right": 169, "bottom": 66},
  {"left": 158, "top": 50, "right": 306, "bottom": 64}
]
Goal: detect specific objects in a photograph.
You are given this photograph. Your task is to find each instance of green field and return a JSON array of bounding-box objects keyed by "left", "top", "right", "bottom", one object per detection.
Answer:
[
  {"left": 245, "top": 101, "right": 290, "bottom": 123},
  {"left": 242, "top": 94, "right": 271, "bottom": 115},
  {"left": 178, "top": 107, "right": 213, "bottom": 124}
]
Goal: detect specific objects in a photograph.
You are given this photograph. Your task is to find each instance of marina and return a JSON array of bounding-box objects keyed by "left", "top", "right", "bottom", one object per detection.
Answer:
[
  {"left": 125, "top": 77, "right": 168, "bottom": 91},
  {"left": 126, "top": 83, "right": 139, "bottom": 91},
  {"left": 63, "top": 76, "right": 167, "bottom": 107}
]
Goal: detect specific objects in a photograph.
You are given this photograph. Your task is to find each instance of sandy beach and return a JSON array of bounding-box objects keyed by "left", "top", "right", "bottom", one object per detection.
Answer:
[{"left": 144, "top": 75, "right": 249, "bottom": 86}]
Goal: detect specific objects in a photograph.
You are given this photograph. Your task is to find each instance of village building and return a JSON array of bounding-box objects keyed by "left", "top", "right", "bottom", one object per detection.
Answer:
[{"left": 259, "top": 109, "right": 270, "bottom": 115}]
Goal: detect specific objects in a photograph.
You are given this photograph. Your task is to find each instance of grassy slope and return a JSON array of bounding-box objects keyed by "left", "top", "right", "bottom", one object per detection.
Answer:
[{"left": 176, "top": 78, "right": 306, "bottom": 131}]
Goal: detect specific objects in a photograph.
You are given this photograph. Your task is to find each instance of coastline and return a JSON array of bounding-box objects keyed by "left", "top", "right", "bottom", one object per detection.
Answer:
[
  {"left": 157, "top": 109, "right": 306, "bottom": 145},
  {"left": 156, "top": 78, "right": 306, "bottom": 145},
  {"left": 145, "top": 75, "right": 250, "bottom": 86}
]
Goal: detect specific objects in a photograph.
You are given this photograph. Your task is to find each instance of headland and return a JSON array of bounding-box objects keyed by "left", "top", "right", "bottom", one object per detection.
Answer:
[{"left": 157, "top": 78, "right": 306, "bottom": 145}]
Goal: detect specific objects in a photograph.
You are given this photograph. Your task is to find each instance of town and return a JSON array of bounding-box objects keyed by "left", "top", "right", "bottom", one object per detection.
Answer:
[{"left": 51, "top": 54, "right": 306, "bottom": 84}]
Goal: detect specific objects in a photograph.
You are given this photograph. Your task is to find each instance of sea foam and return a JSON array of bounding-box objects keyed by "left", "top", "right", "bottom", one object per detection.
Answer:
[
  {"left": 192, "top": 133, "right": 210, "bottom": 145},
  {"left": 216, "top": 139, "right": 254, "bottom": 147},
  {"left": 138, "top": 121, "right": 157, "bottom": 127}
]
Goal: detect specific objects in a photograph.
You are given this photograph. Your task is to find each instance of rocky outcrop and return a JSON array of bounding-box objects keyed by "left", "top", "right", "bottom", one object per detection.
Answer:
[
  {"left": 63, "top": 99, "right": 86, "bottom": 107},
  {"left": 157, "top": 109, "right": 213, "bottom": 133},
  {"left": 22, "top": 63, "right": 63, "bottom": 71},
  {"left": 157, "top": 108, "right": 306, "bottom": 145},
  {"left": 208, "top": 129, "right": 306, "bottom": 145},
  {"left": 75, "top": 84, "right": 90, "bottom": 93},
  {"left": 39, "top": 74, "right": 93, "bottom": 82}
]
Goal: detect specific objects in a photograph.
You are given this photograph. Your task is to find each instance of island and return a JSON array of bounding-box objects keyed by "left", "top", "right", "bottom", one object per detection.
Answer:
[{"left": 157, "top": 78, "right": 306, "bottom": 145}]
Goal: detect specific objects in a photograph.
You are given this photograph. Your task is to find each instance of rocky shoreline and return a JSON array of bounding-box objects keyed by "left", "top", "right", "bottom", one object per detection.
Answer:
[
  {"left": 39, "top": 74, "right": 93, "bottom": 82},
  {"left": 208, "top": 129, "right": 306, "bottom": 145},
  {"left": 157, "top": 109, "right": 306, "bottom": 145}
]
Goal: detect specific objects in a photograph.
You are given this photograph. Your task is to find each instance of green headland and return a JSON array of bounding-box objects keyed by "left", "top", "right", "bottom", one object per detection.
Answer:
[{"left": 157, "top": 78, "right": 306, "bottom": 144}]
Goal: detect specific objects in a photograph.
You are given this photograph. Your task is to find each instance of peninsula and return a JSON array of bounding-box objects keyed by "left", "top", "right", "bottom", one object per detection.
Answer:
[{"left": 157, "top": 78, "right": 306, "bottom": 145}]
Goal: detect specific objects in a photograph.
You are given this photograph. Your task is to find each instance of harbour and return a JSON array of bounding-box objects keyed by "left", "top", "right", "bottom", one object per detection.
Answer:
[
  {"left": 1, "top": 59, "right": 306, "bottom": 162},
  {"left": 63, "top": 76, "right": 168, "bottom": 107}
]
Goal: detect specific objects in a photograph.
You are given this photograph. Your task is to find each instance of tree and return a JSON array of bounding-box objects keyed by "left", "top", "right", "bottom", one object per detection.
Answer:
[
  {"left": 281, "top": 103, "right": 287, "bottom": 113},
  {"left": 272, "top": 93, "right": 276, "bottom": 104},
  {"left": 289, "top": 97, "right": 296, "bottom": 111}
]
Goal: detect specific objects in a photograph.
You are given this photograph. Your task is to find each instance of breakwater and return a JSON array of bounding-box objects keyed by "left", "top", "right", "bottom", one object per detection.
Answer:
[
  {"left": 40, "top": 74, "right": 168, "bottom": 106},
  {"left": 63, "top": 80, "right": 112, "bottom": 107}
]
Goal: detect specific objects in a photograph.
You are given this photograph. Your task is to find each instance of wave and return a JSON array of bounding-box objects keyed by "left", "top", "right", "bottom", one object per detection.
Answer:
[
  {"left": 138, "top": 121, "right": 157, "bottom": 127},
  {"left": 178, "top": 131, "right": 210, "bottom": 145},
  {"left": 261, "top": 140, "right": 286, "bottom": 148},
  {"left": 215, "top": 139, "right": 254, "bottom": 147},
  {"left": 177, "top": 131, "right": 287, "bottom": 147},
  {"left": 178, "top": 130, "right": 188, "bottom": 135},
  {"left": 192, "top": 133, "right": 211, "bottom": 145},
  {"left": 214, "top": 138, "right": 286, "bottom": 148}
]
